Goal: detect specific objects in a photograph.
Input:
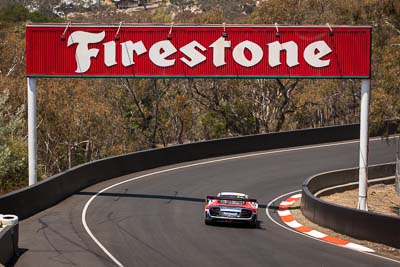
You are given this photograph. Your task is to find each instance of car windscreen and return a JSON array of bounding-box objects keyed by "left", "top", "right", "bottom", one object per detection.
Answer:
[{"left": 218, "top": 196, "right": 246, "bottom": 205}]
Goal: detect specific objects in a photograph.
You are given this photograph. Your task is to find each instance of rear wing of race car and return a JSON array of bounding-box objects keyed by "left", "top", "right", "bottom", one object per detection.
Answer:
[{"left": 205, "top": 196, "right": 258, "bottom": 206}]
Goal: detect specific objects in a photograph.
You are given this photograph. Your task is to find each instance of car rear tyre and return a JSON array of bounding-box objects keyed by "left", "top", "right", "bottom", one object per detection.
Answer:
[
  {"left": 249, "top": 216, "right": 257, "bottom": 228},
  {"left": 205, "top": 212, "right": 213, "bottom": 225}
]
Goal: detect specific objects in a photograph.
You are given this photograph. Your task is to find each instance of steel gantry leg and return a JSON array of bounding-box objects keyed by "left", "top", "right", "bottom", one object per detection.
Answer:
[
  {"left": 357, "top": 79, "right": 370, "bottom": 211},
  {"left": 27, "top": 77, "right": 37, "bottom": 186}
]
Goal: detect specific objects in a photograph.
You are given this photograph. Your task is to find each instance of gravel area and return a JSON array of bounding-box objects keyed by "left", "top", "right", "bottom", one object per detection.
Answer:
[{"left": 321, "top": 183, "right": 400, "bottom": 217}]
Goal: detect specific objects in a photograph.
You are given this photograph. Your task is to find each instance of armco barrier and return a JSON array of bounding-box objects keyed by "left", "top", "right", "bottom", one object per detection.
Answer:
[
  {"left": 1, "top": 123, "right": 361, "bottom": 220},
  {"left": 301, "top": 163, "right": 400, "bottom": 248}
]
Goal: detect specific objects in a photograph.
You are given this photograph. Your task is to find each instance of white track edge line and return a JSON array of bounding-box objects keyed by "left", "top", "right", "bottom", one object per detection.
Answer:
[
  {"left": 266, "top": 190, "right": 400, "bottom": 265},
  {"left": 82, "top": 193, "right": 124, "bottom": 267},
  {"left": 82, "top": 136, "right": 398, "bottom": 266}
]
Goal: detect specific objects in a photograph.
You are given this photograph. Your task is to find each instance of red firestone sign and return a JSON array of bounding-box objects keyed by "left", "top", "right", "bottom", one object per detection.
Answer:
[{"left": 26, "top": 24, "right": 371, "bottom": 78}]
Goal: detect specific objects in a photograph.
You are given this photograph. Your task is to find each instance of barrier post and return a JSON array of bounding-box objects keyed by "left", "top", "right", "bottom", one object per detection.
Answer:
[
  {"left": 357, "top": 79, "right": 370, "bottom": 211},
  {"left": 27, "top": 77, "right": 37, "bottom": 186}
]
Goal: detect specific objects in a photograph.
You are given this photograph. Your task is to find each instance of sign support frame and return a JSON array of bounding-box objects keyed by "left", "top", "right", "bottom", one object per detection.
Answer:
[
  {"left": 357, "top": 79, "right": 371, "bottom": 211},
  {"left": 27, "top": 77, "right": 37, "bottom": 186}
]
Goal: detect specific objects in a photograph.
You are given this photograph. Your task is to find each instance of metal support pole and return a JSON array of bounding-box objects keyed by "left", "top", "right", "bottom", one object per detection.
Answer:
[
  {"left": 28, "top": 77, "right": 37, "bottom": 186},
  {"left": 357, "top": 79, "right": 370, "bottom": 211}
]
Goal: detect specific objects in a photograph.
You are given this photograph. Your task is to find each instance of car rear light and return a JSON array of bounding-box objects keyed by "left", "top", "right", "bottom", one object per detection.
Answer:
[
  {"left": 209, "top": 207, "right": 220, "bottom": 216},
  {"left": 240, "top": 209, "right": 252, "bottom": 218}
]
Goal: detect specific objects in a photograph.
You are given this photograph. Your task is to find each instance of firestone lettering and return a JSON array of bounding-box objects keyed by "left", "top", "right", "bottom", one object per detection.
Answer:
[
  {"left": 180, "top": 41, "right": 207, "bottom": 67},
  {"left": 209, "top": 37, "right": 231, "bottom": 67},
  {"left": 68, "top": 31, "right": 333, "bottom": 74},
  {"left": 268, "top": 41, "right": 299, "bottom": 67},
  {"left": 121, "top": 41, "right": 147, "bottom": 67},
  {"left": 233, "top": 40, "right": 263, "bottom": 67},
  {"left": 68, "top": 31, "right": 105, "bottom": 73}
]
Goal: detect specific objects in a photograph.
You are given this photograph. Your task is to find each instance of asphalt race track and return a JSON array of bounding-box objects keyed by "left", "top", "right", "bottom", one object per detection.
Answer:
[{"left": 15, "top": 138, "right": 400, "bottom": 267}]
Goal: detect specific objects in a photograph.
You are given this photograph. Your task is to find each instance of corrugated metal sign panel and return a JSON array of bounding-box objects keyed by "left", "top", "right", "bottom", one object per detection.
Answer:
[{"left": 26, "top": 24, "right": 371, "bottom": 78}]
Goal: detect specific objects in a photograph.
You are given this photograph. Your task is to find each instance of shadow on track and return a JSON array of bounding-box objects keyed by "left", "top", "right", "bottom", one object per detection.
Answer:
[
  {"left": 77, "top": 191, "right": 272, "bottom": 230},
  {"left": 268, "top": 205, "right": 299, "bottom": 211},
  {"left": 6, "top": 248, "right": 28, "bottom": 267},
  {"left": 76, "top": 191, "right": 268, "bottom": 209}
]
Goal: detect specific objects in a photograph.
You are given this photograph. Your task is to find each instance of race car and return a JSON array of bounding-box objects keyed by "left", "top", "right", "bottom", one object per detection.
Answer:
[{"left": 204, "top": 192, "right": 258, "bottom": 227}]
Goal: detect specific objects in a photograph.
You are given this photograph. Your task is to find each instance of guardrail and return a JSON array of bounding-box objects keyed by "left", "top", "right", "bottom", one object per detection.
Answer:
[{"left": 301, "top": 163, "right": 400, "bottom": 248}]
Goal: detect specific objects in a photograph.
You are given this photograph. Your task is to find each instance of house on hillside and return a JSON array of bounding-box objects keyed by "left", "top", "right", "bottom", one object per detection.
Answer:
[{"left": 112, "top": 0, "right": 148, "bottom": 9}]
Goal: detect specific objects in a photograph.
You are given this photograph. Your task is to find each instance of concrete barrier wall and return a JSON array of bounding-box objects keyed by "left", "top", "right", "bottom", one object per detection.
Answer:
[
  {"left": 0, "top": 124, "right": 362, "bottom": 220},
  {"left": 0, "top": 224, "right": 19, "bottom": 266},
  {"left": 301, "top": 163, "right": 400, "bottom": 248}
]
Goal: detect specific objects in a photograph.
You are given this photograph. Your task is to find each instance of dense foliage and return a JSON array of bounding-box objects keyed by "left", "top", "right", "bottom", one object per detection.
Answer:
[
  {"left": 0, "top": 1, "right": 399, "bottom": 193},
  {"left": 0, "top": 90, "right": 27, "bottom": 193},
  {"left": 0, "top": 4, "right": 61, "bottom": 23}
]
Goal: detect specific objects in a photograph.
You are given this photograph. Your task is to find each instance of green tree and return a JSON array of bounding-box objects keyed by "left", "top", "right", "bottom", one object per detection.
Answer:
[
  {"left": 0, "top": 90, "right": 27, "bottom": 193},
  {"left": 0, "top": 4, "right": 61, "bottom": 23}
]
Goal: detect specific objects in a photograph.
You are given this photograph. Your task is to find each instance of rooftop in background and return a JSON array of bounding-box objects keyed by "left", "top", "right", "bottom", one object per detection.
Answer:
[{"left": 109, "top": 0, "right": 149, "bottom": 10}]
